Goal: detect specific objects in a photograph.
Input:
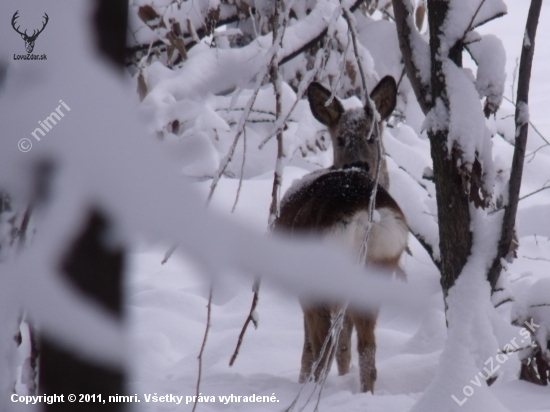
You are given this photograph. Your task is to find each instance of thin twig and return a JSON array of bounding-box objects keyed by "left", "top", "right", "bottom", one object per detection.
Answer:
[
  {"left": 326, "top": 28, "right": 352, "bottom": 106},
  {"left": 518, "top": 181, "right": 550, "bottom": 201},
  {"left": 502, "top": 96, "right": 549, "bottom": 145},
  {"left": 312, "top": 311, "right": 346, "bottom": 412},
  {"left": 231, "top": 127, "right": 247, "bottom": 213},
  {"left": 490, "top": 181, "right": 550, "bottom": 215},
  {"left": 285, "top": 308, "right": 346, "bottom": 412},
  {"left": 249, "top": 7, "right": 259, "bottom": 41},
  {"left": 459, "top": 0, "right": 487, "bottom": 44},
  {"left": 396, "top": 66, "right": 407, "bottom": 88},
  {"left": 342, "top": 8, "right": 367, "bottom": 96},
  {"left": 381, "top": 8, "right": 396, "bottom": 22},
  {"left": 17, "top": 206, "right": 33, "bottom": 250},
  {"left": 258, "top": 6, "right": 341, "bottom": 149},
  {"left": 268, "top": 0, "right": 288, "bottom": 228},
  {"left": 525, "top": 143, "right": 549, "bottom": 163},
  {"left": 278, "top": 0, "right": 369, "bottom": 67},
  {"left": 208, "top": 0, "right": 292, "bottom": 204},
  {"left": 207, "top": 85, "right": 263, "bottom": 204},
  {"left": 523, "top": 256, "right": 550, "bottom": 263},
  {"left": 342, "top": 5, "right": 380, "bottom": 263},
  {"left": 161, "top": 244, "right": 178, "bottom": 264},
  {"left": 229, "top": 279, "right": 260, "bottom": 366},
  {"left": 192, "top": 286, "right": 213, "bottom": 412}
]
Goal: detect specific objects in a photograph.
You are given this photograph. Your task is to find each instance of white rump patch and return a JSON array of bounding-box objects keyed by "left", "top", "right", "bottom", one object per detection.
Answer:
[{"left": 326, "top": 208, "right": 408, "bottom": 264}]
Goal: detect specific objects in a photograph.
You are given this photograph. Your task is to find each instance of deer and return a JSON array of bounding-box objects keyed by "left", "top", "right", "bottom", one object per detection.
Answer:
[
  {"left": 273, "top": 76, "right": 408, "bottom": 393},
  {"left": 12, "top": 11, "right": 49, "bottom": 54}
]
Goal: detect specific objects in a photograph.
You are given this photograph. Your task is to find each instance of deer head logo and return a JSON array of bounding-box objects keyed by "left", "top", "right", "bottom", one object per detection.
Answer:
[{"left": 11, "top": 11, "right": 49, "bottom": 54}]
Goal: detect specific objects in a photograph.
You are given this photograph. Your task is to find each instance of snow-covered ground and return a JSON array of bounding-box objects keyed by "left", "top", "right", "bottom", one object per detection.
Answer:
[
  {"left": 124, "top": 1, "right": 550, "bottom": 411},
  {"left": 0, "top": 0, "right": 549, "bottom": 411},
  {"left": 126, "top": 1, "right": 550, "bottom": 411}
]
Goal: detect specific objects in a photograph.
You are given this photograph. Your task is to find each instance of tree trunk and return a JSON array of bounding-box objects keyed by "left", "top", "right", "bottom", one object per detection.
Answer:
[
  {"left": 487, "top": 0, "right": 542, "bottom": 290},
  {"left": 39, "top": 210, "right": 125, "bottom": 412},
  {"left": 426, "top": 0, "right": 472, "bottom": 298}
]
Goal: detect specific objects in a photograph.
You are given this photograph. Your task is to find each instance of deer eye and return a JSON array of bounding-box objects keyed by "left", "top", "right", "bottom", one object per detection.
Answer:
[{"left": 337, "top": 137, "right": 345, "bottom": 147}]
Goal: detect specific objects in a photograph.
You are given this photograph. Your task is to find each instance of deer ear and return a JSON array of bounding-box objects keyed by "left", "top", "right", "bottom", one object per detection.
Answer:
[
  {"left": 369, "top": 76, "right": 397, "bottom": 120},
  {"left": 307, "top": 82, "right": 344, "bottom": 128}
]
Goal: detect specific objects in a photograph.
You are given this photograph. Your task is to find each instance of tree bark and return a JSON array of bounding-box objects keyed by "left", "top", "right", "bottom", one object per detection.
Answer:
[
  {"left": 425, "top": 0, "right": 472, "bottom": 298},
  {"left": 487, "top": 0, "right": 542, "bottom": 290}
]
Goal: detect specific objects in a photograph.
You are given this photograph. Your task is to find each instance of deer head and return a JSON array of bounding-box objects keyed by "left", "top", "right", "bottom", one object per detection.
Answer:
[
  {"left": 12, "top": 11, "right": 49, "bottom": 54},
  {"left": 307, "top": 77, "right": 397, "bottom": 187}
]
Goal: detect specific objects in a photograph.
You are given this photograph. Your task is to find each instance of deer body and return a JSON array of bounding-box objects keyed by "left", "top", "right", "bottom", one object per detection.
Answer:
[{"left": 273, "top": 77, "right": 407, "bottom": 393}]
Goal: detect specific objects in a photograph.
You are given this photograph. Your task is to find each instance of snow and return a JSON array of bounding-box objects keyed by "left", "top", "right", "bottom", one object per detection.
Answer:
[
  {"left": 468, "top": 34, "right": 507, "bottom": 114},
  {"left": 410, "top": 208, "right": 510, "bottom": 412},
  {"left": 405, "top": 0, "right": 431, "bottom": 88},
  {"left": 516, "top": 101, "right": 530, "bottom": 136},
  {"left": 523, "top": 29, "right": 532, "bottom": 48},
  {"left": 444, "top": 61, "right": 485, "bottom": 160},
  {"left": 443, "top": 0, "right": 507, "bottom": 57},
  {"left": 1, "top": 0, "right": 550, "bottom": 411},
  {"left": 511, "top": 277, "right": 550, "bottom": 351}
]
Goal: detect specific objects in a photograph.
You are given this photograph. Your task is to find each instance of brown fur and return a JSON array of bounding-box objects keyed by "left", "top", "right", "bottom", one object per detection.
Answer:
[{"left": 274, "top": 78, "right": 406, "bottom": 393}]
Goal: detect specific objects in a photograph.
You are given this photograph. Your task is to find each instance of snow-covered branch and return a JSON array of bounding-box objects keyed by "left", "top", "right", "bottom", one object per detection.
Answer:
[{"left": 391, "top": 0, "right": 431, "bottom": 114}]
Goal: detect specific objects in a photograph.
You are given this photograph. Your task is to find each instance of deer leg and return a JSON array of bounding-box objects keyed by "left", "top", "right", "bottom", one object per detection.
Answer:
[
  {"left": 299, "top": 317, "right": 314, "bottom": 383},
  {"left": 302, "top": 306, "right": 333, "bottom": 382},
  {"left": 350, "top": 310, "right": 377, "bottom": 393},
  {"left": 336, "top": 311, "right": 353, "bottom": 376}
]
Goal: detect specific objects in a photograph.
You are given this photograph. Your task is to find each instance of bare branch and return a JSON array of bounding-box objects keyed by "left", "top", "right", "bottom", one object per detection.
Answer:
[
  {"left": 127, "top": 5, "right": 242, "bottom": 66},
  {"left": 410, "top": 229, "right": 442, "bottom": 271},
  {"left": 519, "top": 181, "right": 550, "bottom": 202},
  {"left": 342, "top": 8, "right": 367, "bottom": 94},
  {"left": 208, "top": 0, "right": 292, "bottom": 204},
  {"left": 207, "top": 82, "right": 263, "bottom": 204},
  {"left": 16, "top": 206, "right": 32, "bottom": 250},
  {"left": 502, "top": 96, "right": 549, "bottom": 145},
  {"left": 487, "top": 0, "right": 543, "bottom": 290},
  {"left": 161, "top": 244, "right": 177, "bottom": 264},
  {"left": 489, "top": 181, "right": 550, "bottom": 215},
  {"left": 259, "top": 18, "right": 335, "bottom": 149},
  {"left": 192, "top": 286, "right": 213, "bottom": 412},
  {"left": 128, "top": 0, "right": 367, "bottom": 69},
  {"left": 526, "top": 143, "right": 550, "bottom": 163},
  {"left": 459, "top": 0, "right": 488, "bottom": 44},
  {"left": 341, "top": 5, "right": 381, "bottom": 263},
  {"left": 278, "top": 0, "right": 367, "bottom": 66},
  {"left": 231, "top": 127, "right": 247, "bottom": 213},
  {"left": 268, "top": 0, "right": 287, "bottom": 228},
  {"left": 229, "top": 279, "right": 260, "bottom": 366},
  {"left": 523, "top": 256, "right": 550, "bottom": 263},
  {"left": 283, "top": 309, "right": 346, "bottom": 412}
]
